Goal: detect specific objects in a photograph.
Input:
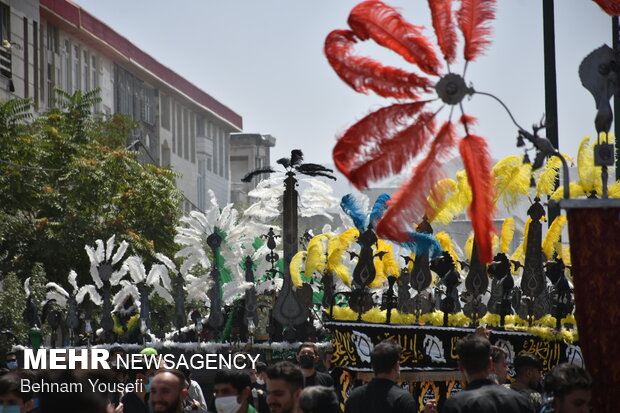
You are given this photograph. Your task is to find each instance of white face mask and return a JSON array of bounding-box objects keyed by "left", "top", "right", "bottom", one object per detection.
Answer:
[
  {"left": 215, "top": 395, "right": 241, "bottom": 413},
  {"left": 256, "top": 378, "right": 264, "bottom": 385}
]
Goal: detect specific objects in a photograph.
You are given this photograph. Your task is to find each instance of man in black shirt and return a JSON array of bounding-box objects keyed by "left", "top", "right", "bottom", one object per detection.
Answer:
[
  {"left": 296, "top": 342, "right": 333, "bottom": 388},
  {"left": 344, "top": 339, "right": 418, "bottom": 413},
  {"left": 441, "top": 335, "right": 533, "bottom": 413}
]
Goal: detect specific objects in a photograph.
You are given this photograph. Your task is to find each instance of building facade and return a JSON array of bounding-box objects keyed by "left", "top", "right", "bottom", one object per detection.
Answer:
[
  {"left": 0, "top": 0, "right": 253, "bottom": 210},
  {"left": 230, "top": 133, "right": 276, "bottom": 205}
]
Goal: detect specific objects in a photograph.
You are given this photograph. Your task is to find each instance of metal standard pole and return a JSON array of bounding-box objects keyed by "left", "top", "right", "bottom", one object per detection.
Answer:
[
  {"left": 543, "top": 0, "right": 560, "bottom": 224},
  {"left": 614, "top": 16, "right": 620, "bottom": 180}
]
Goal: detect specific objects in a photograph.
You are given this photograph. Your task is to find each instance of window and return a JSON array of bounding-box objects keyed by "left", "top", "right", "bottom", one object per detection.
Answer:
[
  {"left": 33, "top": 21, "right": 38, "bottom": 108},
  {"left": 196, "top": 116, "right": 205, "bottom": 136},
  {"left": 142, "top": 86, "right": 154, "bottom": 125},
  {"left": 171, "top": 100, "right": 176, "bottom": 153},
  {"left": 23, "top": 18, "right": 28, "bottom": 98},
  {"left": 183, "top": 108, "right": 189, "bottom": 160},
  {"left": 46, "top": 63, "right": 54, "bottom": 106},
  {"left": 161, "top": 93, "right": 170, "bottom": 130},
  {"left": 46, "top": 23, "right": 59, "bottom": 53},
  {"left": 224, "top": 131, "right": 229, "bottom": 179},
  {"left": 218, "top": 129, "right": 224, "bottom": 177},
  {"left": 212, "top": 126, "right": 218, "bottom": 174},
  {"left": 82, "top": 50, "right": 89, "bottom": 90},
  {"left": 63, "top": 40, "right": 71, "bottom": 93},
  {"left": 0, "top": 3, "right": 9, "bottom": 43},
  {"left": 91, "top": 55, "right": 99, "bottom": 112},
  {"left": 176, "top": 104, "right": 182, "bottom": 155},
  {"left": 72, "top": 44, "right": 80, "bottom": 91},
  {"left": 190, "top": 112, "right": 195, "bottom": 163},
  {"left": 197, "top": 158, "right": 206, "bottom": 211},
  {"left": 206, "top": 154, "right": 212, "bottom": 172}
]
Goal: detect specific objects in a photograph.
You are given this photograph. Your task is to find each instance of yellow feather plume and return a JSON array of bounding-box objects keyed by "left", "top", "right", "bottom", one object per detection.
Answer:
[
  {"left": 550, "top": 181, "right": 587, "bottom": 201},
  {"left": 290, "top": 251, "right": 306, "bottom": 288},
  {"left": 562, "top": 245, "right": 571, "bottom": 266},
  {"left": 609, "top": 181, "right": 620, "bottom": 198},
  {"left": 327, "top": 228, "right": 358, "bottom": 287},
  {"left": 522, "top": 218, "right": 531, "bottom": 254},
  {"left": 542, "top": 215, "right": 567, "bottom": 261},
  {"left": 369, "top": 240, "right": 392, "bottom": 288},
  {"left": 500, "top": 218, "right": 515, "bottom": 254},
  {"left": 436, "top": 231, "right": 461, "bottom": 271},
  {"left": 493, "top": 156, "right": 532, "bottom": 210},
  {"left": 435, "top": 171, "right": 472, "bottom": 225},
  {"left": 465, "top": 234, "right": 474, "bottom": 261},
  {"left": 535, "top": 155, "right": 562, "bottom": 198},
  {"left": 492, "top": 234, "right": 500, "bottom": 256},
  {"left": 427, "top": 178, "right": 458, "bottom": 224},
  {"left": 381, "top": 241, "right": 401, "bottom": 278},
  {"left": 577, "top": 136, "right": 601, "bottom": 195},
  {"left": 305, "top": 234, "right": 331, "bottom": 277}
]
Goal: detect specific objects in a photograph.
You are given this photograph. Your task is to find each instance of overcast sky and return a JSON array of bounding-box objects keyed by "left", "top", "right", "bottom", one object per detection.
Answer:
[{"left": 72, "top": 0, "right": 612, "bottom": 177}]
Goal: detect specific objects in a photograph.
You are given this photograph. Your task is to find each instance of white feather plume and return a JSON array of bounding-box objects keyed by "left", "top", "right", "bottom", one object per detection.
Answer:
[
  {"left": 222, "top": 281, "right": 254, "bottom": 305},
  {"left": 95, "top": 239, "right": 105, "bottom": 264},
  {"left": 111, "top": 240, "right": 129, "bottom": 265},
  {"left": 76, "top": 285, "right": 103, "bottom": 306},
  {"left": 156, "top": 253, "right": 178, "bottom": 275},
  {"left": 124, "top": 256, "right": 147, "bottom": 284},
  {"left": 105, "top": 235, "right": 116, "bottom": 262},
  {"left": 68, "top": 270, "right": 79, "bottom": 292}
]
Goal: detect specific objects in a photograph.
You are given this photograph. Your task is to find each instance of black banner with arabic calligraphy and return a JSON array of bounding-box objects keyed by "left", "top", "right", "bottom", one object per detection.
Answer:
[
  {"left": 333, "top": 368, "right": 468, "bottom": 413},
  {"left": 326, "top": 321, "right": 582, "bottom": 372}
]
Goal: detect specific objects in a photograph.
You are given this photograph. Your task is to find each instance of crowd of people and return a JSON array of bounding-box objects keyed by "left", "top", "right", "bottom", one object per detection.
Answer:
[{"left": 0, "top": 336, "right": 592, "bottom": 413}]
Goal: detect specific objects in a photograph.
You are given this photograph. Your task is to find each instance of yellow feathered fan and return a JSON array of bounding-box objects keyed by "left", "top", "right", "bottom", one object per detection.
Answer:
[
  {"left": 492, "top": 156, "right": 532, "bottom": 210},
  {"left": 327, "top": 228, "right": 359, "bottom": 287}
]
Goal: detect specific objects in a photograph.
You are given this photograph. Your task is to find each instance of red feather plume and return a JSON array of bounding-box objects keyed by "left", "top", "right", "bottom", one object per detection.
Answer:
[
  {"left": 324, "top": 30, "right": 433, "bottom": 100},
  {"left": 348, "top": 1, "right": 442, "bottom": 76},
  {"left": 593, "top": 0, "right": 620, "bottom": 15},
  {"left": 333, "top": 102, "right": 433, "bottom": 189},
  {"left": 428, "top": 0, "right": 458, "bottom": 64},
  {"left": 377, "top": 120, "right": 457, "bottom": 241},
  {"left": 457, "top": 0, "right": 496, "bottom": 62},
  {"left": 459, "top": 133, "right": 495, "bottom": 263}
]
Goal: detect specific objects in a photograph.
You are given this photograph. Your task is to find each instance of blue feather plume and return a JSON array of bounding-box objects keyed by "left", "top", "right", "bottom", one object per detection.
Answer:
[
  {"left": 368, "top": 193, "right": 391, "bottom": 230},
  {"left": 340, "top": 194, "right": 367, "bottom": 231},
  {"left": 403, "top": 232, "right": 443, "bottom": 258}
]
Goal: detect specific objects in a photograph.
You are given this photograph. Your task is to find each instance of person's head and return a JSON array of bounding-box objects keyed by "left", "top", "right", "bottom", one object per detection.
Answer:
[
  {"left": 321, "top": 345, "right": 334, "bottom": 370},
  {"left": 213, "top": 370, "right": 252, "bottom": 413},
  {"left": 490, "top": 346, "right": 509, "bottom": 384},
  {"left": 514, "top": 354, "right": 543, "bottom": 389},
  {"left": 543, "top": 364, "right": 592, "bottom": 413},
  {"left": 109, "top": 346, "right": 126, "bottom": 361},
  {"left": 296, "top": 343, "right": 318, "bottom": 370},
  {"left": 266, "top": 362, "right": 303, "bottom": 413},
  {"left": 298, "top": 386, "right": 339, "bottom": 413},
  {"left": 256, "top": 362, "right": 267, "bottom": 384},
  {"left": 370, "top": 339, "right": 401, "bottom": 381},
  {"left": 0, "top": 371, "right": 34, "bottom": 413},
  {"left": 455, "top": 334, "right": 492, "bottom": 381},
  {"left": 150, "top": 369, "right": 188, "bottom": 413},
  {"left": 5, "top": 353, "right": 17, "bottom": 370}
]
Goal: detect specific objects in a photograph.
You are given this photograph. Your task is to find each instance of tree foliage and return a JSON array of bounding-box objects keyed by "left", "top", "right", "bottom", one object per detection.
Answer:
[{"left": 0, "top": 91, "right": 183, "bottom": 285}]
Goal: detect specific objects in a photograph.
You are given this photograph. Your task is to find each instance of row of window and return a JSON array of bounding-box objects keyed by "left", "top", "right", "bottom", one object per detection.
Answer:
[
  {"left": 115, "top": 64, "right": 154, "bottom": 125},
  {"left": 45, "top": 23, "right": 100, "bottom": 108},
  {"left": 160, "top": 93, "right": 229, "bottom": 179}
]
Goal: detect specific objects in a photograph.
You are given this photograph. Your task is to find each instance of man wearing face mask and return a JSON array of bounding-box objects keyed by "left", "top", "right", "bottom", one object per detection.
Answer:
[
  {"left": 0, "top": 370, "right": 35, "bottom": 413},
  {"left": 5, "top": 353, "right": 18, "bottom": 370},
  {"left": 296, "top": 343, "right": 333, "bottom": 388},
  {"left": 121, "top": 368, "right": 153, "bottom": 413},
  {"left": 213, "top": 370, "right": 255, "bottom": 413}
]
